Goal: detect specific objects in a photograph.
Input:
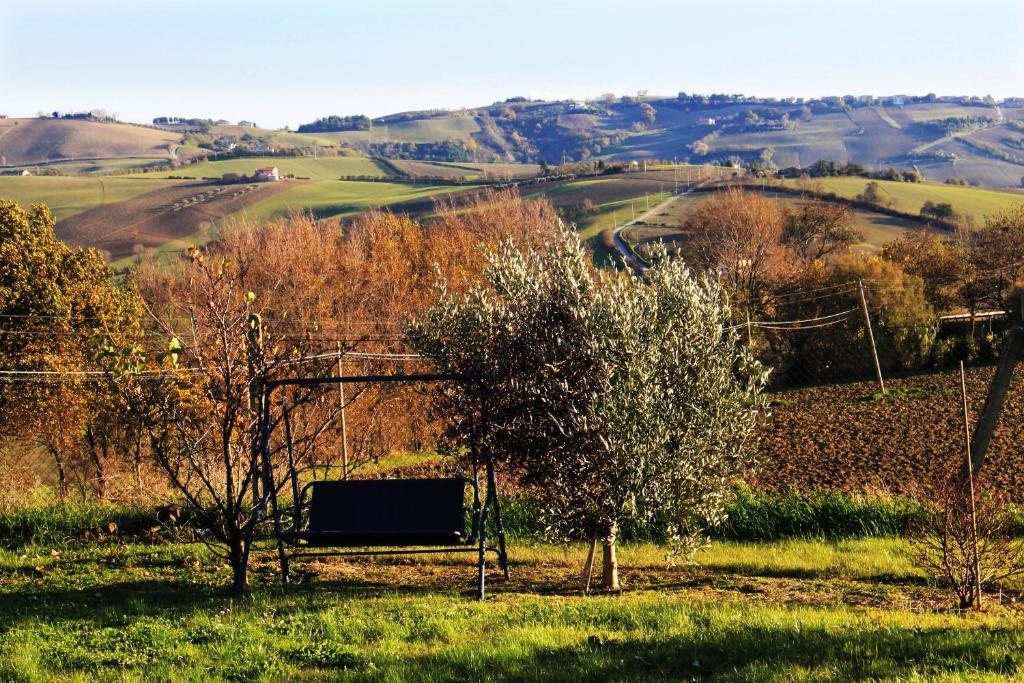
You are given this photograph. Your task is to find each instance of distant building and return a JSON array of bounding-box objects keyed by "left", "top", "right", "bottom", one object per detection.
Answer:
[
  {"left": 249, "top": 143, "right": 274, "bottom": 153},
  {"left": 1, "top": 169, "right": 31, "bottom": 176},
  {"left": 238, "top": 120, "right": 258, "bottom": 128},
  {"left": 254, "top": 166, "right": 279, "bottom": 182}
]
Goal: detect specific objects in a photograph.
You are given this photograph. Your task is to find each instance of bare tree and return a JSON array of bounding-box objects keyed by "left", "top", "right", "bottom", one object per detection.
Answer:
[{"left": 911, "top": 480, "right": 1024, "bottom": 610}]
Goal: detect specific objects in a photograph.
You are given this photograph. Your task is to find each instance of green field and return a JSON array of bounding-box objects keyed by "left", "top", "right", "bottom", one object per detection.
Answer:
[
  {"left": 241, "top": 180, "right": 465, "bottom": 221},
  {"left": 144, "top": 156, "right": 391, "bottom": 181},
  {"left": 8, "top": 157, "right": 175, "bottom": 175},
  {"left": 780, "top": 177, "right": 1024, "bottom": 220},
  {"left": 3, "top": 534, "right": 1022, "bottom": 680},
  {"left": 0, "top": 176, "right": 183, "bottom": 221}
]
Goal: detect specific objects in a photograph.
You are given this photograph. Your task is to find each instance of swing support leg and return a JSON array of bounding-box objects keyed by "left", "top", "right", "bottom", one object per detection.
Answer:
[{"left": 477, "top": 499, "right": 489, "bottom": 600}]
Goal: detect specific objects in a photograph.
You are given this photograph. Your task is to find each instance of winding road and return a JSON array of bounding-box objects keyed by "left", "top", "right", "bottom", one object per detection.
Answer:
[{"left": 610, "top": 181, "right": 707, "bottom": 270}]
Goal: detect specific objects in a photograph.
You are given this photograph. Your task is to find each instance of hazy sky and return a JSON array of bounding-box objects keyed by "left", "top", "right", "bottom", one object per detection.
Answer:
[{"left": 1, "top": 0, "right": 1022, "bottom": 128}]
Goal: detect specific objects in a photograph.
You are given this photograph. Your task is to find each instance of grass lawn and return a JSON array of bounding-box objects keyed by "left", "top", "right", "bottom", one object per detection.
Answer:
[
  {"left": 143, "top": 156, "right": 391, "bottom": 181},
  {"left": 0, "top": 176, "right": 184, "bottom": 221},
  {"left": 3, "top": 535, "right": 1022, "bottom": 681},
  {"left": 779, "top": 177, "right": 1024, "bottom": 220}
]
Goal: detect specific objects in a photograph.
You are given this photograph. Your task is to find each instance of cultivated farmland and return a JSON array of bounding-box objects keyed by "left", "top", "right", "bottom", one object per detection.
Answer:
[
  {"left": 0, "top": 175, "right": 185, "bottom": 221},
  {"left": 57, "top": 180, "right": 292, "bottom": 262},
  {"left": 755, "top": 364, "right": 1024, "bottom": 501}
]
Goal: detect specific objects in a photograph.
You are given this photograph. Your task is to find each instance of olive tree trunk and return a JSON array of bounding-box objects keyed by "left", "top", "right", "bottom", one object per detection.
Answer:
[{"left": 601, "top": 521, "right": 619, "bottom": 590}]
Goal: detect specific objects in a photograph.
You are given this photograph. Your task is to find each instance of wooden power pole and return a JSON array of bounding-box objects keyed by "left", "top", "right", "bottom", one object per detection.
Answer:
[{"left": 858, "top": 279, "right": 886, "bottom": 394}]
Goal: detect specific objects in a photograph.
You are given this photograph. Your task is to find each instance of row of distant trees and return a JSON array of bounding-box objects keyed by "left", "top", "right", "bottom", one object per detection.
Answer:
[{"left": 297, "top": 114, "right": 371, "bottom": 133}]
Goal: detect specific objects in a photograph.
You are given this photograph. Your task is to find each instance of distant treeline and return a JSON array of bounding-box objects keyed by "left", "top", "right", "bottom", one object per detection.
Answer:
[
  {"left": 365, "top": 139, "right": 477, "bottom": 162},
  {"left": 776, "top": 160, "right": 923, "bottom": 183},
  {"left": 297, "top": 115, "right": 371, "bottom": 133}
]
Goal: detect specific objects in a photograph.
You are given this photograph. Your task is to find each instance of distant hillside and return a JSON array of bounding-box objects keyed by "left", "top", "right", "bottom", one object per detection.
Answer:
[
  {"left": 8, "top": 94, "right": 1024, "bottom": 188},
  {"left": 262, "top": 97, "right": 1024, "bottom": 188},
  {"left": 0, "top": 118, "right": 180, "bottom": 167}
]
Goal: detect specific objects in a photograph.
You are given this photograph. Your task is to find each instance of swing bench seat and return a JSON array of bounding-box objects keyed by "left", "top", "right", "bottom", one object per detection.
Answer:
[{"left": 285, "top": 478, "right": 473, "bottom": 548}]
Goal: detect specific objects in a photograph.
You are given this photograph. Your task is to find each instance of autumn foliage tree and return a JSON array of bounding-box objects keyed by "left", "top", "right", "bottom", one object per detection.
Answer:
[
  {"left": 687, "top": 188, "right": 791, "bottom": 314},
  {"left": 783, "top": 200, "right": 862, "bottom": 263},
  {"left": 0, "top": 200, "right": 142, "bottom": 502},
  {"left": 766, "top": 255, "right": 935, "bottom": 381}
]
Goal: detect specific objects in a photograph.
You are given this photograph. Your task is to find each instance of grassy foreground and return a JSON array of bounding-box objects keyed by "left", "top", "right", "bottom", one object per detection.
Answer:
[{"left": 3, "top": 537, "right": 1023, "bottom": 681}]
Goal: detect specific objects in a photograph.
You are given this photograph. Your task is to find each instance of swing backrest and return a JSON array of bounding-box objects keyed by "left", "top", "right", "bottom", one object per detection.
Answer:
[{"left": 304, "top": 478, "right": 471, "bottom": 546}]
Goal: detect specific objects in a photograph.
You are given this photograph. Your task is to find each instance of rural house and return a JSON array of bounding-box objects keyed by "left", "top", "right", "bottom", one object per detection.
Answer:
[{"left": 254, "top": 166, "right": 279, "bottom": 182}]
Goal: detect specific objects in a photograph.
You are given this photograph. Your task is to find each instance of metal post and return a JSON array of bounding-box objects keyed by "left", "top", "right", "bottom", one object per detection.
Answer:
[
  {"left": 858, "top": 279, "right": 886, "bottom": 394},
  {"left": 477, "top": 488, "right": 489, "bottom": 601},
  {"left": 478, "top": 381, "right": 508, "bottom": 579},
  {"left": 336, "top": 342, "right": 349, "bottom": 479},
  {"left": 960, "top": 361, "right": 982, "bottom": 609},
  {"left": 746, "top": 309, "right": 753, "bottom": 347},
  {"left": 259, "top": 385, "right": 289, "bottom": 585}
]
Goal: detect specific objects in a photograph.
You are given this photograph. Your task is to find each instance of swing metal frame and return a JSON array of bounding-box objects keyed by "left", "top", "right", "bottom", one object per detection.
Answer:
[{"left": 257, "top": 373, "right": 509, "bottom": 599}]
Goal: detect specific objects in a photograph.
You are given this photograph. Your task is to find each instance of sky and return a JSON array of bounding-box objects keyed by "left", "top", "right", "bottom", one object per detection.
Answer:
[{"left": 1, "top": 0, "right": 1022, "bottom": 129}]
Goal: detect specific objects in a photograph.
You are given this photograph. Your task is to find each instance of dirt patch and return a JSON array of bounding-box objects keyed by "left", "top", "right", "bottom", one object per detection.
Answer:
[{"left": 56, "top": 180, "right": 294, "bottom": 261}]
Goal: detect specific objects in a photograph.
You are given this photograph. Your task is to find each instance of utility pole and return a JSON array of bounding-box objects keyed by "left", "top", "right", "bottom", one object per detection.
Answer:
[
  {"left": 959, "top": 361, "right": 983, "bottom": 609},
  {"left": 858, "top": 280, "right": 885, "bottom": 394},
  {"left": 336, "top": 342, "right": 349, "bottom": 479}
]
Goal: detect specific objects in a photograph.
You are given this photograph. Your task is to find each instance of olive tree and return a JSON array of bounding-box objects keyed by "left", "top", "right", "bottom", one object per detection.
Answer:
[{"left": 407, "top": 228, "right": 767, "bottom": 589}]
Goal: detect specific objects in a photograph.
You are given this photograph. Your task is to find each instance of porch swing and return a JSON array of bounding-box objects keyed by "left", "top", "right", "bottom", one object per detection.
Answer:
[{"left": 257, "top": 372, "right": 509, "bottom": 599}]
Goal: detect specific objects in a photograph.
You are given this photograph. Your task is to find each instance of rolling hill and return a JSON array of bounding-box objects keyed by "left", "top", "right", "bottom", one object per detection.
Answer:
[{"left": 0, "top": 118, "right": 181, "bottom": 166}]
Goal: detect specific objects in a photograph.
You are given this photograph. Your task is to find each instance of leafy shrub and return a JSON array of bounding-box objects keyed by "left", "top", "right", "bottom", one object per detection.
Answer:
[
  {"left": 502, "top": 489, "right": 924, "bottom": 542},
  {"left": 718, "top": 488, "right": 924, "bottom": 541}
]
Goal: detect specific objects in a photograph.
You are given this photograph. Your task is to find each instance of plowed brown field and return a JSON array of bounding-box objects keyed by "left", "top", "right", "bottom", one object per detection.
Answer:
[{"left": 753, "top": 364, "right": 1024, "bottom": 499}]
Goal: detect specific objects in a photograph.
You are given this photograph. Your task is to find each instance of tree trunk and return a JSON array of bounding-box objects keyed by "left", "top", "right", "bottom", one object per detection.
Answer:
[
  {"left": 47, "top": 446, "right": 68, "bottom": 499},
  {"left": 85, "top": 427, "right": 108, "bottom": 502},
  {"left": 133, "top": 434, "right": 144, "bottom": 494},
  {"left": 580, "top": 529, "right": 598, "bottom": 592},
  {"left": 601, "top": 521, "right": 619, "bottom": 590},
  {"left": 229, "top": 536, "right": 250, "bottom": 595}
]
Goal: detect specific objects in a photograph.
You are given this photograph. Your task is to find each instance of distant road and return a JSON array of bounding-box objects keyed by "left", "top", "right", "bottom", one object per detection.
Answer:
[{"left": 610, "top": 181, "right": 707, "bottom": 270}]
